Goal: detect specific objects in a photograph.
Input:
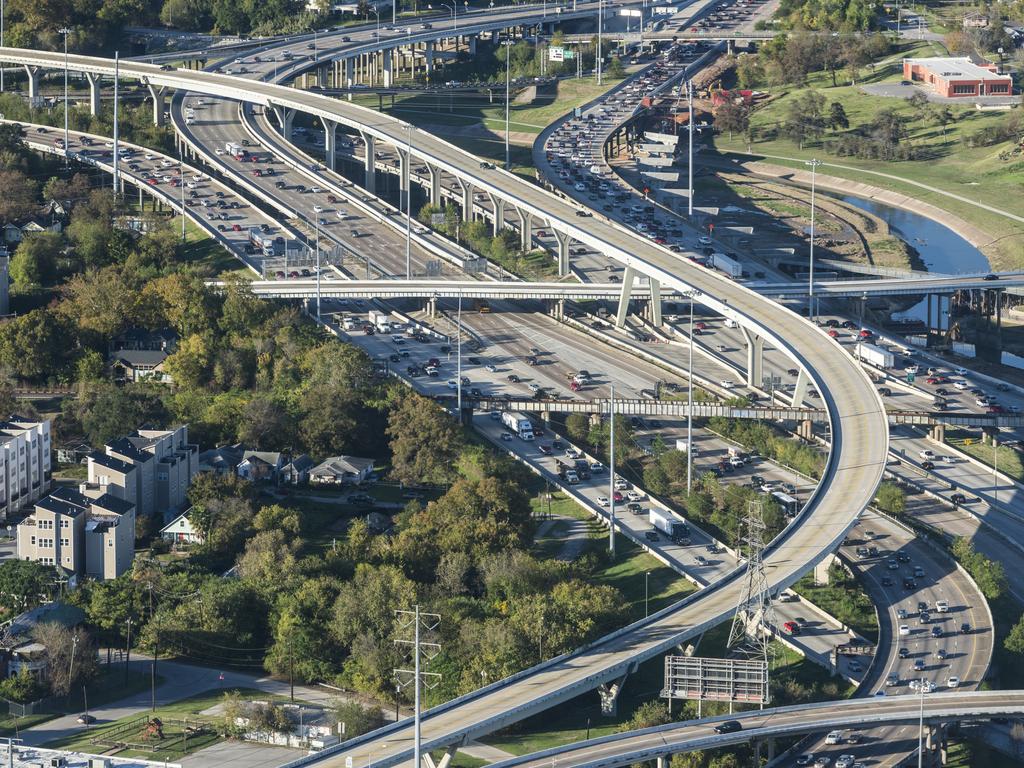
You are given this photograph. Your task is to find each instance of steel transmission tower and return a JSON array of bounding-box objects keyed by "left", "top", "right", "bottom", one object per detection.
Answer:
[
  {"left": 394, "top": 606, "right": 441, "bottom": 768},
  {"left": 727, "top": 501, "right": 777, "bottom": 671}
]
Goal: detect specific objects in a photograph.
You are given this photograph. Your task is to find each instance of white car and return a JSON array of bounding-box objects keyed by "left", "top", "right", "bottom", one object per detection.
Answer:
[
  {"left": 947, "top": 676, "right": 960, "bottom": 688},
  {"left": 954, "top": 367, "right": 968, "bottom": 375},
  {"left": 446, "top": 380, "right": 457, "bottom": 390},
  {"left": 719, "top": 380, "right": 736, "bottom": 389},
  {"left": 918, "top": 450, "right": 935, "bottom": 460},
  {"left": 500, "top": 432, "right": 513, "bottom": 441},
  {"left": 935, "top": 600, "right": 949, "bottom": 613},
  {"left": 698, "top": 235, "right": 712, "bottom": 245},
  {"left": 905, "top": 365, "right": 919, "bottom": 375},
  {"left": 529, "top": 383, "right": 541, "bottom": 392},
  {"left": 626, "top": 491, "right": 643, "bottom": 502},
  {"left": 486, "top": 364, "right": 498, "bottom": 373},
  {"left": 313, "top": 205, "right": 324, "bottom": 213},
  {"left": 953, "top": 380, "right": 969, "bottom": 390},
  {"left": 835, "top": 757, "right": 855, "bottom": 768},
  {"left": 597, "top": 495, "right": 610, "bottom": 507},
  {"left": 614, "top": 478, "right": 629, "bottom": 490},
  {"left": 899, "top": 624, "right": 910, "bottom": 636},
  {"left": 144, "top": 153, "right": 154, "bottom": 160}
]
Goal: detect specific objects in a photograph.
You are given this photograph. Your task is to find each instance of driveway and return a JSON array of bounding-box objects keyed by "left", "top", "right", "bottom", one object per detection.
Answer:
[{"left": 861, "top": 81, "right": 1020, "bottom": 106}]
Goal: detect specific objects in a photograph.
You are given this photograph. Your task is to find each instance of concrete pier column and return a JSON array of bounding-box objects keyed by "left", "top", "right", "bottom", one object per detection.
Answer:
[
  {"left": 85, "top": 73, "right": 102, "bottom": 116},
  {"left": 487, "top": 193, "right": 506, "bottom": 236},
  {"left": 24, "top": 66, "right": 40, "bottom": 100},
  {"left": 650, "top": 278, "right": 662, "bottom": 326},
  {"left": 793, "top": 367, "right": 810, "bottom": 406},
  {"left": 616, "top": 267, "right": 637, "bottom": 328},
  {"left": 516, "top": 208, "right": 533, "bottom": 250},
  {"left": 147, "top": 83, "right": 168, "bottom": 126},
  {"left": 468, "top": 35, "right": 477, "bottom": 55},
  {"left": 398, "top": 147, "right": 410, "bottom": 212},
  {"left": 740, "top": 326, "right": 764, "bottom": 388},
  {"left": 457, "top": 178, "right": 475, "bottom": 220},
  {"left": 424, "top": 40, "right": 435, "bottom": 75},
  {"left": 320, "top": 117, "right": 338, "bottom": 171},
  {"left": 428, "top": 164, "right": 442, "bottom": 206},
  {"left": 930, "top": 424, "right": 945, "bottom": 443},
  {"left": 360, "top": 132, "right": 376, "bottom": 193},
  {"left": 553, "top": 230, "right": 571, "bottom": 276},
  {"left": 343, "top": 57, "right": 354, "bottom": 100},
  {"left": 271, "top": 105, "right": 295, "bottom": 141},
  {"left": 382, "top": 48, "right": 394, "bottom": 88}
]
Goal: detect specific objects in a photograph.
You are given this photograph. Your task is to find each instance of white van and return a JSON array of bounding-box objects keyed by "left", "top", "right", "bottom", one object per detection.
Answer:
[
  {"left": 825, "top": 730, "right": 843, "bottom": 745},
  {"left": 724, "top": 318, "right": 739, "bottom": 328}
]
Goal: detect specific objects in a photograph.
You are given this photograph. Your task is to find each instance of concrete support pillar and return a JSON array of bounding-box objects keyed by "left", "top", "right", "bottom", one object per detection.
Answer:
[
  {"left": 793, "top": 367, "right": 810, "bottom": 406},
  {"left": 798, "top": 419, "right": 814, "bottom": 442},
  {"left": 428, "top": 164, "right": 442, "bottom": 206},
  {"left": 740, "top": 326, "right": 764, "bottom": 388},
  {"left": 813, "top": 551, "right": 836, "bottom": 585},
  {"left": 597, "top": 674, "right": 628, "bottom": 717},
  {"left": 616, "top": 266, "right": 637, "bottom": 328},
  {"left": 424, "top": 40, "right": 435, "bottom": 75},
  {"left": 85, "top": 72, "right": 102, "bottom": 116},
  {"left": 930, "top": 423, "right": 945, "bottom": 443},
  {"left": 272, "top": 105, "right": 295, "bottom": 142},
  {"left": 457, "top": 178, "right": 475, "bottom": 221},
  {"left": 24, "top": 66, "right": 40, "bottom": 100},
  {"left": 422, "top": 744, "right": 458, "bottom": 768},
  {"left": 468, "top": 35, "right": 477, "bottom": 55},
  {"left": 516, "top": 208, "right": 533, "bottom": 250},
  {"left": 382, "top": 48, "right": 394, "bottom": 88},
  {"left": 926, "top": 725, "right": 934, "bottom": 752},
  {"left": 398, "top": 147, "right": 410, "bottom": 212},
  {"left": 487, "top": 193, "right": 506, "bottom": 236},
  {"left": 939, "top": 726, "right": 948, "bottom": 765},
  {"left": 320, "top": 117, "right": 338, "bottom": 171},
  {"left": 650, "top": 278, "right": 662, "bottom": 326},
  {"left": 553, "top": 230, "right": 571, "bottom": 276},
  {"left": 147, "top": 83, "right": 168, "bottom": 127},
  {"left": 344, "top": 57, "right": 354, "bottom": 100},
  {"left": 360, "top": 132, "right": 376, "bottom": 193},
  {"left": 656, "top": 759, "right": 666, "bottom": 768}
]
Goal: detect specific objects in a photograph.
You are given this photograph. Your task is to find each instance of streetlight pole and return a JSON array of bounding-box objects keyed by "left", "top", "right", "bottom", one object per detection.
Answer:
[
  {"left": 456, "top": 291, "right": 463, "bottom": 412},
  {"left": 315, "top": 217, "right": 321, "bottom": 323},
  {"left": 504, "top": 38, "right": 512, "bottom": 171},
  {"left": 917, "top": 676, "right": 925, "bottom": 768},
  {"left": 59, "top": 27, "right": 70, "bottom": 168},
  {"left": 805, "top": 158, "right": 821, "bottom": 321},
  {"left": 644, "top": 571, "right": 650, "bottom": 618},
  {"left": 393, "top": 0, "right": 398, "bottom": 25},
  {"left": 405, "top": 122, "right": 413, "bottom": 279},
  {"left": 1, "top": 0, "right": 5, "bottom": 92},
  {"left": 686, "top": 79, "right": 694, "bottom": 217},
  {"left": 608, "top": 383, "right": 616, "bottom": 557},
  {"left": 113, "top": 51, "right": 120, "bottom": 195},
  {"left": 179, "top": 150, "right": 186, "bottom": 241},
  {"left": 686, "top": 291, "right": 698, "bottom": 493},
  {"left": 597, "top": 0, "right": 603, "bottom": 85}
]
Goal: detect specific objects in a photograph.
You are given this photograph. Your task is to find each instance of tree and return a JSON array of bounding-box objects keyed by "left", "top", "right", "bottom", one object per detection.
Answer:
[
  {"left": 163, "top": 334, "right": 212, "bottom": 389},
  {"left": 715, "top": 102, "right": 749, "bottom": 139},
  {"left": 644, "top": 463, "right": 671, "bottom": 496},
  {"left": 265, "top": 577, "right": 343, "bottom": 684},
  {"left": 874, "top": 482, "right": 905, "bottom": 515},
  {"left": 932, "top": 105, "right": 954, "bottom": 138},
  {"left": 236, "top": 530, "right": 297, "bottom": 595},
  {"left": 59, "top": 267, "right": 140, "bottom": 339},
  {"left": 828, "top": 101, "right": 849, "bottom": 131},
  {"left": 32, "top": 624, "right": 97, "bottom": 698},
  {"left": 1006, "top": 613, "right": 1024, "bottom": 655},
  {"left": 0, "top": 170, "right": 39, "bottom": 225},
  {"left": 606, "top": 56, "right": 625, "bottom": 79},
  {"left": 0, "top": 309, "right": 68, "bottom": 380},
  {"left": 10, "top": 232, "right": 61, "bottom": 291},
  {"left": 0, "top": 560, "right": 54, "bottom": 615},
  {"left": 905, "top": 90, "right": 929, "bottom": 115},
  {"left": 621, "top": 700, "right": 673, "bottom": 731},
  {"left": 565, "top": 413, "right": 590, "bottom": 444},
  {"left": 334, "top": 701, "right": 385, "bottom": 737},
  {"left": 387, "top": 393, "right": 463, "bottom": 485},
  {"left": 237, "top": 394, "right": 293, "bottom": 450},
  {"left": 70, "top": 383, "right": 168, "bottom": 447},
  {"left": 783, "top": 91, "right": 826, "bottom": 148}
]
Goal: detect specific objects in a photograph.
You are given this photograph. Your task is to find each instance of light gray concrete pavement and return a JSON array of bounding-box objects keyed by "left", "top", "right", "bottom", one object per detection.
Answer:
[
  {"left": 182, "top": 740, "right": 297, "bottom": 768},
  {"left": 20, "top": 657, "right": 344, "bottom": 748}
]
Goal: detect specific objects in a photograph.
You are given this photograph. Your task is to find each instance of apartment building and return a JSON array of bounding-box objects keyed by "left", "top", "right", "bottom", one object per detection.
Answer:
[
  {"left": 94, "top": 426, "right": 197, "bottom": 521},
  {"left": 0, "top": 418, "right": 51, "bottom": 521},
  {"left": 16, "top": 486, "right": 134, "bottom": 579}
]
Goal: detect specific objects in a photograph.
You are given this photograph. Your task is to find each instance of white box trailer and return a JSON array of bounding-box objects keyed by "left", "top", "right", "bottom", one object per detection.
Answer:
[
  {"left": 712, "top": 252, "right": 742, "bottom": 279},
  {"left": 650, "top": 508, "right": 690, "bottom": 543},
  {"left": 501, "top": 411, "right": 535, "bottom": 440},
  {"left": 368, "top": 309, "right": 393, "bottom": 333},
  {"left": 855, "top": 342, "right": 894, "bottom": 369}
]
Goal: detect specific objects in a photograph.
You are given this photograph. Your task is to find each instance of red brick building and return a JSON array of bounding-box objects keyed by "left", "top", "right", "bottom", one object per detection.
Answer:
[{"left": 902, "top": 57, "right": 1012, "bottom": 98}]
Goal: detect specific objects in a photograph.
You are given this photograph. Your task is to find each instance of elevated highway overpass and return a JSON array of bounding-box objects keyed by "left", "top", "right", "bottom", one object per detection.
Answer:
[
  {"left": 483, "top": 692, "right": 1024, "bottom": 768},
  {"left": 0, "top": 15, "right": 888, "bottom": 768}
]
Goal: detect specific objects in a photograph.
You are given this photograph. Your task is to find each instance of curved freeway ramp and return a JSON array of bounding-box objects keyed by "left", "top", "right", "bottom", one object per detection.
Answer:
[
  {"left": 0, "top": 47, "right": 889, "bottom": 768},
  {"left": 482, "top": 691, "right": 1024, "bottom": 768}
]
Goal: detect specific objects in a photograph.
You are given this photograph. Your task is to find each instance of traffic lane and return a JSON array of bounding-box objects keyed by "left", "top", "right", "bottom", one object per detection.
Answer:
[
  {"left": 891, "top": 428, "right": 1024, "bottom": 526},
  {"left": 181, "top": 98, "right": 453, "bottom": 278},
  {"left": 19, "top": 123, "right": 279, "bottom": 266}
]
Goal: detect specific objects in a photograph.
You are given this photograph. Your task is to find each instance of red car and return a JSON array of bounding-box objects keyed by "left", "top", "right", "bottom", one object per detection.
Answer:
[
  {"left": 252, "top": 169, "right": 262, "bottom": 177},
  {"left": 782, "top": 621, "right": 800, "bottom": 635},
  {"left": 695, "top": 321, "right": 707, "bottom": 330},
  {"left": 613, "top": 491, "right": 624, "bottom": 503},
  {"left": 858, "top": 329, "right": 872, "bottom": 338},
  {"left": 232, "top": 224, "right": 242, "bottom": 232},
  {"left": 828, "top": 329, "right": 839, "bottom": 338},
  {"left": 146, "top": 177, "right": 158, "bottom": 185}
]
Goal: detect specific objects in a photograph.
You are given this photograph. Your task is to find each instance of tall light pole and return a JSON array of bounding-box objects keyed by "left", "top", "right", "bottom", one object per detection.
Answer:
[
  {"left": 178, "top": 150, "right": 186, "bottom": 241},
  {"left": 686, "top": 79, "right": 694, "bottom": 217},
  {"left": 370, "top": 7, "right": 381, "bottom": 37},
  {"left": 314, "top": 216, "right": 322, "bottom": 323},
  {"left": 1, "top": 0, "right": 6, "bottom": 92},
  {"left": 58, "top": 27, "right": 71, "bottom": 167},
  {"left": 596, "top": 0, "right": 603, "bottom": 85},
  {"left": 456, "top": 291, "right": 463, "bottom": 412},
  {"left": 113, "top": 51, "right": 120, "bottom": 196},
  {"left": 917, "top": 676, "right": 925, "bottom": 768},
  {"left": 429, "top": 2, "right": 456, "bottom": 32},
  {"left": 405, "top": 122, "right": 413, "bottom": 279},
  {"left": 685, "top": 290, "right": 700, "bottom": 493},
  {"left": 393, "top": 0, "right": 398, "bottom": 25},
  {"left": 503, "top": 38, "right": 513, "bottom": 171},
  {"left": 608, "top": 383, "right": 616, "bottom": 557},
  {"left": 644, "top": 571, "right": 650, "bottom": 618},
  {"left": 805, "top": 158, "right": 821, "bottom": 321}
]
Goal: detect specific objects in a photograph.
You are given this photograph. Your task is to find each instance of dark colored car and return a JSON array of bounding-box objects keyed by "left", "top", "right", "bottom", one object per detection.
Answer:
[{"left": 713, "top": 720, "right": 742, "bottom": 734}]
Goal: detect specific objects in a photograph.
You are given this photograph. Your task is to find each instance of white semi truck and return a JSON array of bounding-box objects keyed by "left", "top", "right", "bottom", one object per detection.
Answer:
[
  {"left": 368, "top": 309, "right": 393, "bottom": 333},
  {"left": 855, "top": 342, "right": 894, "bottom": 369},
  {"left": 711, "top": 252, "right": 742, "bottom": 279},
  {"left": 501, "top": 411, "right": 535, "bottom": 440},
  {"left": 650, "top": 508, "right": 691, "bottom": 543}
]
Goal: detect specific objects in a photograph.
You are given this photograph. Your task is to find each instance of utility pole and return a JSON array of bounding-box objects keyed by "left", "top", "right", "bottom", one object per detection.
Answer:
[
  {"left": 1, "top": 0, "right": 5, "bottom": 92},
  {"left": 288, "top": 633, "right": 294, "bottom": 702},
  {"left": 686, "top": 79, "right": 694, "bottom": 217},
  {"left": 456, "top": 291, "right": 463, "bottom": 412},
  {"left": 151, "top": 621, "right": 158, "bottom": 712},
  {"left": 805, "top": 158, "right": 821, "bottom": 321},
  {"left": 504, "top": 38, "right": 512, "bottom": 171},
  {"left": 179, "top": 149, "right": 186, "bottom": 241},
  {"left": 395, "top": 607, "right": 441, "bottom": 768},
  {"left": 58, "top": 26, "right": 71, "bottom": 167},
  {"left": 124, "top": 616, "right": 133, "bottom": 675},
  {"left": 597, "top": 0, "right": 603, "bottom": 85},
  {"left": 608, "top": 384, "right": 616, "bottom": 556},
  {"left": 314, "top": 217, "right": 321, "bottom": 323},
  {"left": 113, "top": 51, "right": 120, "bottom": 196},
  {"left": 405, "top": 122, "right": 413, "bottom": 279},
  {"left": 68, "top": 633, "right": 78, "bottom": 703},
  {"left": 685, "top": 290, "right": 700, "bottom": 493}
]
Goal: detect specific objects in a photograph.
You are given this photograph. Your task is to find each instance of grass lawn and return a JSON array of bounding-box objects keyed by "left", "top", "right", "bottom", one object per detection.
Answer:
[
  {"left": 945, "top": 428, "right": 1023, "bottom": 482},
  {"left": 595, "top": 536, "right": 697, "bottom": 623},
  {"left": 945, "top": 737, "right": 1021, "bottom": 768},
  {"left": 715, "top": 39, "right": 1024, "bottom": 268},
  {"left": 178, "top": 220, "right": 250, "bottom": 276},
  {"left": 43, "top": 686, "right": 305, "bottom": 758}
]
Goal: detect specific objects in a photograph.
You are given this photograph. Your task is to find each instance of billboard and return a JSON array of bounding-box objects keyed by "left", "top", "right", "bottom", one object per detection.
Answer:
[{"left": 661, "top": 656, "right": 769, "bottom": 705}]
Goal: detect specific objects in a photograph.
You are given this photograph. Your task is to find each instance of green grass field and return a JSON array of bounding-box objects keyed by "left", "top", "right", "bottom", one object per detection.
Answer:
[
  {"left": 715, "top": 40, "right": 1024, "bottom": 268},
  {"left": 178, "top": 220, "right": 251, "bottom": 276},
  {"left": 946, "top": 429, "right": 1023, "bottom": 482}
]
